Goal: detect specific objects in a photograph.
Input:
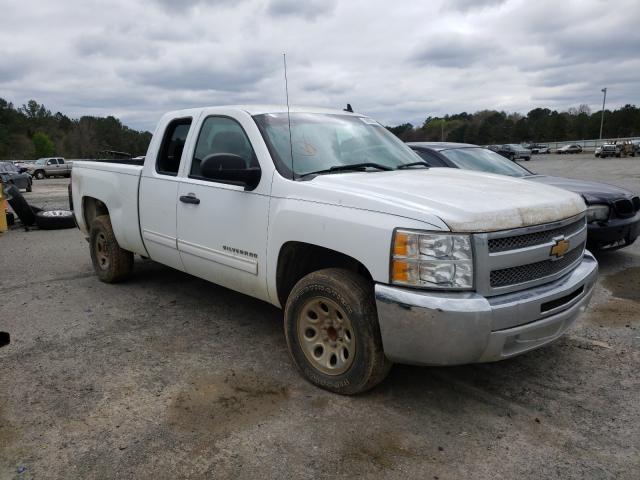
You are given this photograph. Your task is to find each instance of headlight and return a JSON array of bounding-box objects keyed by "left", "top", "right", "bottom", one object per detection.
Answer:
[
  {"left": 391, "top": 230, "right": 474, "bottom": 289},
  {"left": 586, "top": 204, "right": 610, "bottom": 223}
]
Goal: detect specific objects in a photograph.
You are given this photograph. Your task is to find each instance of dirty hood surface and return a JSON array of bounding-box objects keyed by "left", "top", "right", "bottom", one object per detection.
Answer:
[{"left": 304, "top": 168, "right": 586, "bottom": 232}]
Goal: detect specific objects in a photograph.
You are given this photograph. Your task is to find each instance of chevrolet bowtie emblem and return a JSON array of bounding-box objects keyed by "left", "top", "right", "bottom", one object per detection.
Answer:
[{"left": 550, "top": 238, "right": 570, "bottom": 259}]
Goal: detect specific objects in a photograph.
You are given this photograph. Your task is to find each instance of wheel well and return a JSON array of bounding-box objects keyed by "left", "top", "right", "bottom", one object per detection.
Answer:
[
  {"left": 82, "top": 197, "right": 109, "bottom": 228},
  {"left": 276, "top": 241, "right": 373, "bottom": 307}
]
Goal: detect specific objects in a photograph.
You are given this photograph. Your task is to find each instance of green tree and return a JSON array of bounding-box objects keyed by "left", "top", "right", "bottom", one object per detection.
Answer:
[{"left": 32, "top": 132, "right": 55, "bottom": 158}]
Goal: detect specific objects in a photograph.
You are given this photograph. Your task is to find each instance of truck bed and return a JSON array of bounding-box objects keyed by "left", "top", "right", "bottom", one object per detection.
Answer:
[{"left": 71, "top": 161, "right": 147, "bottom": 256}]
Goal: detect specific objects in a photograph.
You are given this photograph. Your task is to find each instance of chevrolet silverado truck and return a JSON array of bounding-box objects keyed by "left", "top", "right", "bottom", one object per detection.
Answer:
[{"left": 71, "top": 106, "right": 598, "bottom": 394}]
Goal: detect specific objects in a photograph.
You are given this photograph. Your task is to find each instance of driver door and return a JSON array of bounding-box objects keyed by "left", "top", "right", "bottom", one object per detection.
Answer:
[{"left": 176, "top": 115, "right": 270, "bottom": 301}]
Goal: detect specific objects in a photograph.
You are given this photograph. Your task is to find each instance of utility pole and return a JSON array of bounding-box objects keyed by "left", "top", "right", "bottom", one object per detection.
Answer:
[{"left": 599, "top": 87, "right": 607, "bottom": 141}]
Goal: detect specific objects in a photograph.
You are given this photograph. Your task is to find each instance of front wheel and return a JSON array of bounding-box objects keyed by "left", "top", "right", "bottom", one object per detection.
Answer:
[
  {"left": 284, "top": 268, "right": 391, "bottom": 394},
  {"left": 34, "top": 170, "right": 45, "bottom": 180},
  {"left": 89, "top": 215, "right": 133, "bottom": 283}
]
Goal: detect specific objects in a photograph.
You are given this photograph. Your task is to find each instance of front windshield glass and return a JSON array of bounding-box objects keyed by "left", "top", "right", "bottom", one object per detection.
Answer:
[
  {"left": 440, "top": 147, "right": 531, "bottom": 178},
  {"left": 0, "top": 162, "right": 18, "bottom": 173},
  {"left": 253, "top": 113, "right": 421, "bottom": 178},
  {"left": 36, "top": 159, "right": 46, "bottom": 165}
]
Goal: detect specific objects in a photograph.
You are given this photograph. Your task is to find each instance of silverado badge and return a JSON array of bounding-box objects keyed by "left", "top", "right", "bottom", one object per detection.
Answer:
[{"left": 550, "top": 238, "right": 570, "bottom": 259}]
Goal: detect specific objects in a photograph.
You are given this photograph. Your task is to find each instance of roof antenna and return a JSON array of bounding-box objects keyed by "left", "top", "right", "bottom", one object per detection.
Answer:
[
  {"left": 344, "top": 103, "right": 353, "bottom": 113},
  {"left": 283, "top": 53, "right": 295, "bottom": 180}
]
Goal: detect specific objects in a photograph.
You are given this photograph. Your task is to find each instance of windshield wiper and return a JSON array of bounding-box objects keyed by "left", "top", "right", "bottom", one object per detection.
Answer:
[
  {"left": 299, "top": 162, "right": 393, "bottom": 179},
  {"left": 397, "top": 161, "right": 430, "bottom": 169}
]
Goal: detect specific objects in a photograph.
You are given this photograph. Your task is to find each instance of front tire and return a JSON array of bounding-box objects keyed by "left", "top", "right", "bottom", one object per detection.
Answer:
[
  {"left": 89, "top": 215, "right": 133, "bottom": 283},
  {"left": 284, "top": 268, "right": 391, "bottom": 394},
  {"left": 34, "top": 170, "right": 45, "bottom": 180}
]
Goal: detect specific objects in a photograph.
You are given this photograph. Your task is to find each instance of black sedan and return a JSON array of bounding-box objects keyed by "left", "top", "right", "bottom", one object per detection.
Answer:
[
  {"left": 0, "top": 161, "right": 32, "bottom": 192},
  {"left": 408, "top": 142, "right": 640, "bottom": 251}
]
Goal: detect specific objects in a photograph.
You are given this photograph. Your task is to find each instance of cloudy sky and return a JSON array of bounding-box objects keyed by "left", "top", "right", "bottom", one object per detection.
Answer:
[{"left": 1, "top": 0, "right": 638, "bottom": 131}]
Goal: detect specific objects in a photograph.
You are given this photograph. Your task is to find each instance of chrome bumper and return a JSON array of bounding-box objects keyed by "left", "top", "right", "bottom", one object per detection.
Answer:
[{"left": 375, "top": 252, "right": 598, "bottom": 366}]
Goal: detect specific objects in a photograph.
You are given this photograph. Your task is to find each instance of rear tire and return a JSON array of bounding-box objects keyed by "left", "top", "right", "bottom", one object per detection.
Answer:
[
  {"left": 284, "top": 268, "right": 391, "bottom": 395},
  {"left": 89, "top": 215, "right": 133, "bottom": 283}
]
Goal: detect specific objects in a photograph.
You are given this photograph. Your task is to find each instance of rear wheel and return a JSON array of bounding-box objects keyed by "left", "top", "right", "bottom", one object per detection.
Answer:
[
  {"left": 284, "top": 268, "right": 391, "bottom": 395},
  {"left": 89, "top": 215, "right": 133, "bottom": 283}
]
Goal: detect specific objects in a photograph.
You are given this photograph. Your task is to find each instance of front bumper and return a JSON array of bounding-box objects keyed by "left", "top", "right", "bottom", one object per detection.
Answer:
[
  {"left": 587, "top": 212, "right": 640, "bottom": 250},
  {"left": 375, "top": 252, "right": 598, "bottom": 366}
]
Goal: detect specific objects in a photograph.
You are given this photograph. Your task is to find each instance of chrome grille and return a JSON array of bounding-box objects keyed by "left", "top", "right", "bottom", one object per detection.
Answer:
[
  {"left": 488, "top": 218, "right": 585, "bottom": 253},
  {"left": 490, "top": 242, "right": 585, "bottom": 288}
]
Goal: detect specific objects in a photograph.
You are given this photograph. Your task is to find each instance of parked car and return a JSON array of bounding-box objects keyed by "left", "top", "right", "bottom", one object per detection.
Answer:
[
  {"left": 525, "top": 143, "right": 551, "bottom": 154},
  {"left": 27, "top": 157, "right": 72, "bottom": 179},
  {"left": 594, "top": 146, "right": 602, "bottom": 157},
  {"left": 70, "top": 105, "right": 597, "bottom": 394},
  {"left": 557, "top": 144, "right": 583, "bottom": 154},
  {"left": 0, "top": 161, "right": 33, "bottom": 192},
  {"left": 488, "top": 144, "right": 531, "bottom": 161},
  {"left": 408, "top": 142, "right": 640, "bottom": 251}
]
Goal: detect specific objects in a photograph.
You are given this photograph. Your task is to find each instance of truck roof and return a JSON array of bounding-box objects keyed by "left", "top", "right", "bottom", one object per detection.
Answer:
[{"left": 161, "top": 105, "right": 363, "bottom": 118}]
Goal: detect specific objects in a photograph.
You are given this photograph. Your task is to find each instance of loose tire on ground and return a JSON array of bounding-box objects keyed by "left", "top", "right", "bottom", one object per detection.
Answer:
[
  {"left": 35, "top": 210, "right": 76, "bottom": 230},
  {"left": 5, "top": 184, "right": 35, "bottom": 226},
  {"left": 89, "top": 215, "right": 134, "bottom": 283},
  {"left": 284, "top": 268, "right": 391, "bottom": 395}
]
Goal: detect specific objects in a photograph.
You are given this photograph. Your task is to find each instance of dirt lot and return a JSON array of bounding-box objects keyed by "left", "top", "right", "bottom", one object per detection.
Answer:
[{"left": 1, "top": 154, "right": 639, "bottom": 479}]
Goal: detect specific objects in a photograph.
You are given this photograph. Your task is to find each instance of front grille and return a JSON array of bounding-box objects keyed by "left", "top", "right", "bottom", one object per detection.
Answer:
[
  {"left": 488, "top": 218, "right": 585, "bottom": 253},
  {"left": 614, "top": 199, "right": 634, "bottom": 217},
  {"left": 490, "top": 242, "right": 585, "bottom": 288}
]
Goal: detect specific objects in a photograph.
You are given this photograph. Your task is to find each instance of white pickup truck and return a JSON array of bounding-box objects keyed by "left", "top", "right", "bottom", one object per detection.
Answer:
[{"left": 71, "top": 105, "right": 598, "bottom": 394}]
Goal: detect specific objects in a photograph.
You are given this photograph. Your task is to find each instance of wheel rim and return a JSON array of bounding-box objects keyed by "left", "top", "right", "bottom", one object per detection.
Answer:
[
  {"left": 95, "top": 232, "right": 110, "bottom": 270},
  {"left": 297, "top": 297, "right": 356, "bottom": 376},
  {"left": 41, "top": 210, "right": 70, "bottom": 217}
]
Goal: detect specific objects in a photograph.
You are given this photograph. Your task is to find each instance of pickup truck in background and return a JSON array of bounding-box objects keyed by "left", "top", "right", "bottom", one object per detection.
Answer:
[
  {"left": 28, "top": 157, "right": 72, "bottom": 179},
  {"left": 71, "top": 105, "right": 598, "bottom": 394}
]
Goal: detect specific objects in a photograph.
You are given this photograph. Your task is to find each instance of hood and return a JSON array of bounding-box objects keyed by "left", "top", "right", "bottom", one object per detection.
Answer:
[
  {"left": 293, "top": 169, "right": 585, "bottom": 232},
  {"left": 526, "top": 175, "right": 635, "bottom": 204}
]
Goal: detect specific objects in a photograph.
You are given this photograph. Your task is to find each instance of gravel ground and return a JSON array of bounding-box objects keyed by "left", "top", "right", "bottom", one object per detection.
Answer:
[{"left": 1, "top": 157, "right": 639, "bottom": 479}]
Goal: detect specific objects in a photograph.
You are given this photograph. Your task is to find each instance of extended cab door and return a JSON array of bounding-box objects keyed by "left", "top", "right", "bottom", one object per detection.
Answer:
[
  {"left": 176, "top": 113, "right": 271, "bottom": 301},
  {"left": 139, "top": 117, "right": 194, "bottom": 271}
]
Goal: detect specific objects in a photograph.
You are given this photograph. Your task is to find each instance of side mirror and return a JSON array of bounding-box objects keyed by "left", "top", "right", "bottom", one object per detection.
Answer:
[
  {"left": 0, "top": 332, "right": 9, "bottom": 348},
  {"left": 200, "top": 153, "right": 261, "bottom": 191}
]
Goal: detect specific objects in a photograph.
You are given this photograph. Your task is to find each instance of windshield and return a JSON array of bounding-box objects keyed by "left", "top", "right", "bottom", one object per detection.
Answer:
[
  {"left": 0, "top": 162, "right": 19, "bottom": 173},
  {"left": 440, "top": 147, "right": 531, "bottom": 178},
  {"left": 253, "top": 113, "right": 421, "bottom": 178},
  {"left": 36, "top": 159, "right": 46, "bottom": 165}
]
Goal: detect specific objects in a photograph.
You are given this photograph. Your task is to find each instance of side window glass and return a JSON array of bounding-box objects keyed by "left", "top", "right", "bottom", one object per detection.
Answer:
[
  {"left": 156, "top": 118, "right": 192, "bottom": 176},
  {"left": 190, "top": 116, "right": 258, "bottom": 179},
  {"left": 414, "top": 149, "right": 443, "bottom": 167},
  {"left": 58, "top": 159, "right": 65, "bottom": 164},
  {"left": 47, "top": 159, "right": 56, "bottom": 165}
]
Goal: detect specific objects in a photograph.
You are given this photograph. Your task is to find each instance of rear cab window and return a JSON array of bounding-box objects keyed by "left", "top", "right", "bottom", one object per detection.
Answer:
[{"left": 156, "top": 118, "right": 192, "bottom": 176}]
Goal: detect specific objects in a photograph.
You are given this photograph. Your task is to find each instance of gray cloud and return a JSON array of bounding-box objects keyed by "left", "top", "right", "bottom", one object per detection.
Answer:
[
  {"left": 444, "top": 0, "right": 507, "bottom": 12},
  {"left": 0, "top": 0, "right": 637, "bottom": 132},
  {"left": 411, "top": 37, "right": 503, "bottom": 68},
  {"left": 266, "top": 0, "right": 337, "bottom": 20}
]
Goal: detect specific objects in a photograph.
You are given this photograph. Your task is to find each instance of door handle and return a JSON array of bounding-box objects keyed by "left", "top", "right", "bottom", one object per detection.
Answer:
[{"left": 179, "top": 194, "right": 200, "bottom": 205}]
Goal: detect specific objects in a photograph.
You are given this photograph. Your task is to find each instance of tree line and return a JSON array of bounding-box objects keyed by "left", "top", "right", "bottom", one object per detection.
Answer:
[
  {"left": 0, "top": 99, "right": 152, "bottom": 160},
  {"left": 387, "top": 104, "right": 640, "bottom": 145}
]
